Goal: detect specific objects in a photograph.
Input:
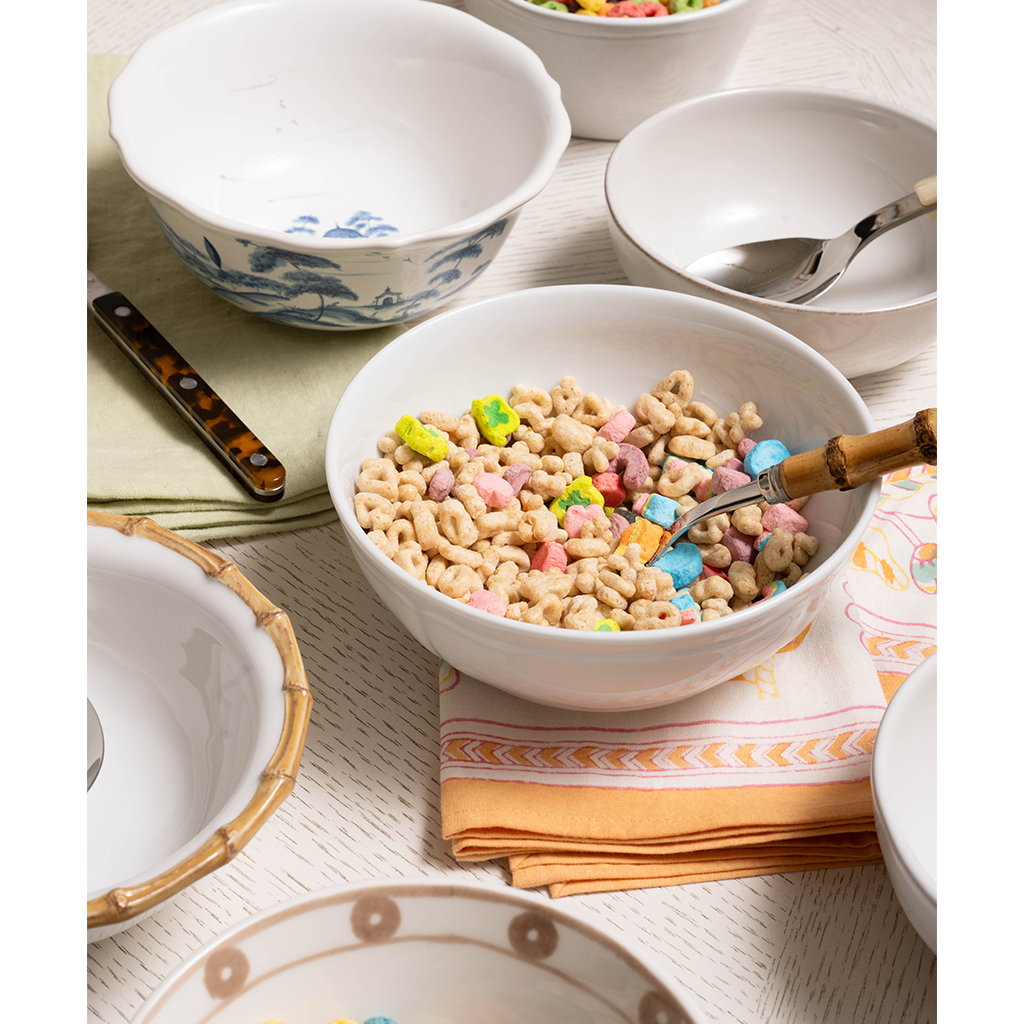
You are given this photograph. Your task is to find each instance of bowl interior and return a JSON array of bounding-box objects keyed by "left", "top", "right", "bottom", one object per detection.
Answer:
[
  {"left": 608, "top": 89, "right": 937, "bottom": 310},
  {"left": 133, "top": 880, "right": 704, "bottom": 1024},
  {"left": 111, "top": 0, "right": 560, "bottom": 239},
  {"left": 87, "top": 525, "right": 284, "bottom": 899},
  {"left": 326, "top": 285, "right": 874, "bottom": 640},
  {"left": 874, "top": 656, "right": 937, "bottom": 889}
]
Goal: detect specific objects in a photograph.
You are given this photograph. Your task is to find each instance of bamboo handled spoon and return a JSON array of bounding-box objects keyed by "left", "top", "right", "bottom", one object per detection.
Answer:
[
  {"left": 683, "top": 175, "right": 937, "bottom": 305},
  {"left": 648, "top": 409, "right": 937, "bottom": 566}
]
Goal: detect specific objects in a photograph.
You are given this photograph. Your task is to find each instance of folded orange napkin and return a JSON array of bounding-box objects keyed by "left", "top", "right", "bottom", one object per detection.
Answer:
[{"left": 440, "top": 466, "right": 937, "bottom": 897}]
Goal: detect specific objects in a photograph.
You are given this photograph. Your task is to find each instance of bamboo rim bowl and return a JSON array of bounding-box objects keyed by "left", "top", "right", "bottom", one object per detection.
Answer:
[
  {"left": 127, "top": 876, "right": 710, "bottom": 1023},
  {"left": 325, "top": 284, "right": 881, "bottom": 712},
  {"left": 87, "top": 512, "right": 312, "bottom": 942}
]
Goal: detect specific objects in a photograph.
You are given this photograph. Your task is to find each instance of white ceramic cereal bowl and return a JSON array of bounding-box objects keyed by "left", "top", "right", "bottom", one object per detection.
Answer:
[
  {"left": 325, "top": 284, "right": 880, "bottom": 712},
  {"left": 107, "top": 0, "right": 570, "bottom": 330},
  {"left": 463, "top": 0, "right": 766, "bottom": 141},
  {"left": 87, "top": 512, "right": 312, "bottom": 943},
  {"left": 606, "top": 88, "right": 937, "bottom": 378},
  {"left": 128, "top": 876, "right": 710, "bottom": 1024},
  {"left": 870, "top": 655, "right": 937, "bottom": 953}
]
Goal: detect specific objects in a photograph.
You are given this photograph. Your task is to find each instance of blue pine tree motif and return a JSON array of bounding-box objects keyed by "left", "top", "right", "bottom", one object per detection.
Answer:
[
  {"left": 286, "top": 214, "right": 320, "bottom": 235},
  {"left": 245, "top": 246, "right": 341, "bottom": 273},
  {"left": 429, "top": 268, "right": 462, "bottom": 287},
  {"left": 428, "top": 242, "right": 483, "bottom": 273}
]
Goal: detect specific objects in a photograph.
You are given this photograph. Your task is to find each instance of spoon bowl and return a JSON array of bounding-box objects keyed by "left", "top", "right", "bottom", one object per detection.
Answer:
[
  {"left": 87, "top": 698, "right": 104, "bottom": 792},
  {"left": 684, "top": 175, "right": 937, "bottom": 304}
]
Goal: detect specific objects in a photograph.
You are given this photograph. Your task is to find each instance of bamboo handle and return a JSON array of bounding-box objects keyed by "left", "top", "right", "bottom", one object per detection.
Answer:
[
  {"left": 914, "top": 174, "right": 937, "bottom": 219},
  {"left": 777, "top": 409, "right": 937, "bottom": 500}
]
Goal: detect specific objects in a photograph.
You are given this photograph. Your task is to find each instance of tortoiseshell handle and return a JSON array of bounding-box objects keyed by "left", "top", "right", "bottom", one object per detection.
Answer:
[{"left": 90, "top": 290, "right": 286, "bottom": 503}]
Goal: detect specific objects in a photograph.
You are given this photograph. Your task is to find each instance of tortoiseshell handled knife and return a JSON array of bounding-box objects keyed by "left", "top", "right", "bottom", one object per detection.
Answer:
[{"left": 87, "top": 272, "right": 286, "bottom": 502}]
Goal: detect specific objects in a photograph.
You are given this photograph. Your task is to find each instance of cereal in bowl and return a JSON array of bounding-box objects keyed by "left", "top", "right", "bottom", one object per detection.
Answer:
[{"left": 353, "top": 372, "right": 818, "bottom": 630}]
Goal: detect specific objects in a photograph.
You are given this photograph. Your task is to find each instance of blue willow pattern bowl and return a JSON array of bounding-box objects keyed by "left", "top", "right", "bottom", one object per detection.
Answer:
[
  {"left": 151, "top": 199, "right": 515, "bottom": 329},
  {"left": 108, "top": 0, "right": 570, "bottom": 330}
]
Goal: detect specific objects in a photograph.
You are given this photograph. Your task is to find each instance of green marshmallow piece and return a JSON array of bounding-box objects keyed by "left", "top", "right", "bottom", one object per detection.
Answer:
[
  {"left": 470, "top": 394, "right": 521, "bottom": 446},
  {"left": 395, "top": 414, "right": 449, "bottom": 462},
  {"left": 548, "top": 475, "right": 606, "bottom": 525}
]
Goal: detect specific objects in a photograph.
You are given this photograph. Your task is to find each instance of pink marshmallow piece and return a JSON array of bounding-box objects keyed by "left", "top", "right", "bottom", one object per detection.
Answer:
[
  {"left": 467, "top": 589, "right": 507, "bottom": 617},
  {"left": 693, "top": 476, "right": 713, "bottom": 503},
  {"left": 737, "top": 437, "right": 757, "bottom": 457},
  {"left": 564, "top": 503, "right": 605, "bottom": 539},
  {"left": 592, "top": 470, "right": 626, "bottom": 507},
  {"left": 474, "top": 471, "right": 514, "bottom": 508},
  {"left": 711, "top": 466, "right": 752, "bottom": 495},
  {"left": 609, "top": 513, "right": 629, "bottom": 538},
  {"left": 427, "top": 464, "right": 455, "bottom": 501},
  {"left": 699, "top": 565, "right": 729, "bottom": 581},
  {"left": 721, "top": 526, "right": 755, "bottom": 563},
  {"left": 531, "top": 541, "right": 568, "bottom": 572},
  {"left": 608, "top": 443, "right": 649, "bottom": 489},
  {"left": 502, "top": 463, "right": 533, "bottom": 496},
  {"left": 724, "top": 458, "right": 745, "bottom": 473},
  {"left": 597, "top": 409, "right": 636, "bottom": 443},
  {"left": 762, "top": 504, "right": 809, "bottom": 535},
  {"left": 679, "top": 609, "right": 701, "bottom": 626}
]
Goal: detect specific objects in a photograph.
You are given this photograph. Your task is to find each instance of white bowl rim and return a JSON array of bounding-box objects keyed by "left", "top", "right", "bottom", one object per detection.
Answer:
[
  {"left": 466, "top": 0, "right": 764, "bottom": 29},
  {"left": 107, "top": 0, "right": 572, "bottom": 252},
  {"left": 605, "top": 86, "right": 938, "bottom": 315},
  {"left": 128, "top": 873, "right": 711, "bottom": 1024},
  {"left": 326, "top": 283, "right": 882, "bottom": 649},
  {"left": 871, "top": 654, "right": 938, "bottom": 907}
]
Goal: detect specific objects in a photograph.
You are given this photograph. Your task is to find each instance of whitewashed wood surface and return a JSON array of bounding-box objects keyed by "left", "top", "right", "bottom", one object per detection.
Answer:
[{"left": 86, "top": 2, "right": 938, "bottom": 1022}]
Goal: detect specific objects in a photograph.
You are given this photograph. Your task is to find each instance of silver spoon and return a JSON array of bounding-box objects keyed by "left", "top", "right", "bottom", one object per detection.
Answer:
[
  {"left": 683, "top": 174, "right": 936, "bottom": 305},
  {"left": 87, "top": 698, "right": 105, "bottom": 791}
]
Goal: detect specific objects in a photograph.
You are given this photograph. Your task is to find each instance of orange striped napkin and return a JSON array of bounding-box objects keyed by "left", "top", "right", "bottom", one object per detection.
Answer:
[{"left": 439, "top": 467, "right": 937, "bottom": 897}]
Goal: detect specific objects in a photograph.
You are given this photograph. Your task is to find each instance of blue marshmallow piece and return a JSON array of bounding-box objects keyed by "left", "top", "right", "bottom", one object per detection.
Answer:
[
  {"left": 639, "top": 492, "right": 682, "bottom": 529},
  {"left": 657, "top": 541, "right": 704, "bottom": 588},
  {"left": 744, "top": 439, "right": 791, "bottom": 479},
  {"left": 670, "top": 590, "right": 700, "bottom": 615}
]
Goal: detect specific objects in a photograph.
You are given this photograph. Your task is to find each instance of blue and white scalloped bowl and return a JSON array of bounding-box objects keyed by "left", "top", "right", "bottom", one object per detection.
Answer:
[{"left": 108, "top": 0, "right": 570, "bottom": 330}]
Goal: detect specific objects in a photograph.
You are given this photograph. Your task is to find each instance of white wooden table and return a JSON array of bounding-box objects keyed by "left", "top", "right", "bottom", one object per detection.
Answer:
[{"left": 86, "top": 2, "right": 938, "bottom": 1021}]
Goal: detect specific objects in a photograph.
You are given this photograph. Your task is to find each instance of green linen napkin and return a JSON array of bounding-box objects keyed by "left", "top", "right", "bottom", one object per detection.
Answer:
[{"left": 87, "top": 54, "right": 406, "bottom": 541}]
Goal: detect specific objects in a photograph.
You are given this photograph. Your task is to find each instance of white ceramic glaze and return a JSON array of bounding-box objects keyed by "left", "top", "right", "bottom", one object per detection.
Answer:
[
  {"left": 871, "top": 655, "right": 937, "bottom": 953},
  {"left": 464, "top": 0, "right": 765, "bottom": 142},
  {"left": 463, "top": 0, "right": 765, "bottom": 142},
  {"left": 129, "top": 876, "right": 710, "bottom": 1023},
  {"left": 606, "top": 88, "right": 937, "bottom": 378},
  {"left": 108, "top": 0, "right": 570, "bottom": 330},
  {"left": 87, "top": 524, "right": 287, "bottom": 940},
  {"left": 325, "top": 284, "right": 879, "bottom": 712}
]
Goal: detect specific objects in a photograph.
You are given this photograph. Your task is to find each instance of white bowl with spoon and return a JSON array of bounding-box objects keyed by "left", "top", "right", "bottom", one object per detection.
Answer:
[{"left": 606, "top": 87, "right": 937, "bottom": 379}]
